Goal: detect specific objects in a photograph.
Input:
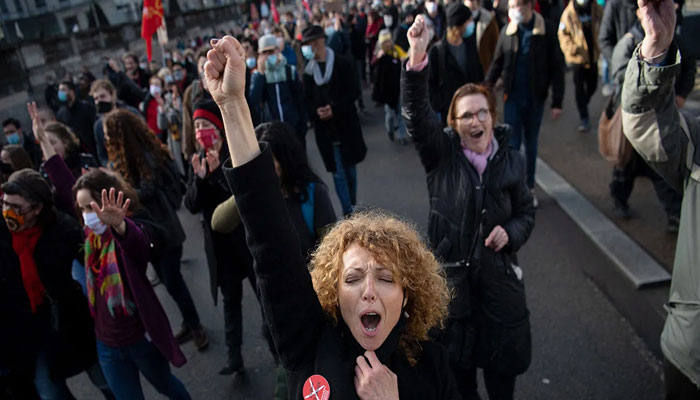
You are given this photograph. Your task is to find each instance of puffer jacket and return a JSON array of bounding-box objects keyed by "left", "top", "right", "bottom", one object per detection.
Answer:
[
  {"left": 558, "top": 0, "right": 603, "bottom": 67},
  {"left": 621, "top": 43, "right": 700, "bottom": 387},
  {"left": 402, "top": 60, "right": 535, "bottom": 370},
  {"left": 485, "top": 12, "right": 565, "bottom": 109}
]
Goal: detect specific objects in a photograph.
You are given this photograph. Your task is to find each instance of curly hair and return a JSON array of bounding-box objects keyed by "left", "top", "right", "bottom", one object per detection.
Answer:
[
  {"left": 310, "top": 211, "right": 451, "bottom": 364},
  {"left": 103, "top": 109, "right": 170, "bottom": 186}
]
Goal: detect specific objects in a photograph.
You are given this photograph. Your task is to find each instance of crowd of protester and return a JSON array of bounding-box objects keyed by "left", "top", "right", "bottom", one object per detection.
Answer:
[{"left": 0, "top": 0, "right": 697, "bottom": 398}]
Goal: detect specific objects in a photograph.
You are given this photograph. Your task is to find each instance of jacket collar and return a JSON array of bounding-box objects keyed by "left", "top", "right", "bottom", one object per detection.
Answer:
[{"left": 506, "top": 11, "right": 545, "bottom": 36}]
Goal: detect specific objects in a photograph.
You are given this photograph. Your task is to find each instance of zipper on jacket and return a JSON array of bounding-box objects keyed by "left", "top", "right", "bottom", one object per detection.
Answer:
[{"left": 275, "top": 83, "right": 285, "bottom": 121}]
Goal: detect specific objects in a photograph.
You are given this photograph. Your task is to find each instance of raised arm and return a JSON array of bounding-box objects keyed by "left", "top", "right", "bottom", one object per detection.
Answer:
[
  {"left": 621, "top": 0, "right": 697, "bottom": 192},
  {"left": 204, "top": 36, "right": 325, "bottom": 370},
  {"left": 401, "top": 15, "right": 451, "bottom": 174}
]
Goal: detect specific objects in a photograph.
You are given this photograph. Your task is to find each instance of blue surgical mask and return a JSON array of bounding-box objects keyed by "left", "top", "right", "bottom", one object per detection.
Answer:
[
  {"left": 267, "top": 54, "right": 278, "bottom": 67},
  {"left": 464, "top": 21, "right": 475, "bottom": 38},
  {"left": 57, "top": 90, "right": 68, "bottom": 102},
  {"left": 302, "top": 45, "right": 315, "bottom": 60},
  {"left": 164, "top": 74, "right": 174, "bottom": 84},
  {"left": 325, "top": 26, "right": 335, "bottom": 36},
  {"left": 246, "top": 57, "right": 257, "bottom": 69},
  {"left": 173, "top": 70, "right": 185, "bottom": 81},
  {"left": 6, "top": 133, "right": 20, "bottom": 145},
  {"left": 83, "top": 212, "right": 108, "bottom": 235}
]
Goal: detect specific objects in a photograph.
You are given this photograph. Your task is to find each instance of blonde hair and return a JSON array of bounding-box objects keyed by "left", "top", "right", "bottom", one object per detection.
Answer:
[{"left": 310, "top": 211, "right": 450, "bottom": 364}]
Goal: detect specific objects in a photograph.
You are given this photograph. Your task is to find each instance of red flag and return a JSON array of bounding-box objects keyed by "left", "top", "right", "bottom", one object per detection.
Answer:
[
  {"left": 271, "top": 0, "right": 280, "bottom": 24},
  {"left": 141, "top": 0, "right": 164, "bottom": 61},
  {"left": 302, "top": 0, "right": 312, "bottom": 18}
]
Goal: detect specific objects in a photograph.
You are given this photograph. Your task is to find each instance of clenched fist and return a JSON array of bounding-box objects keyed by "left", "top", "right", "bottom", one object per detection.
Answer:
[{"left": 204, "top": 36, "right": 248, "bottom": 108}]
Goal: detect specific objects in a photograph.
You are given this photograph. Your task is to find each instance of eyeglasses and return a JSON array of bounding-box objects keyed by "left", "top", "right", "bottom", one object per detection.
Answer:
[
  {"left": 0, "top": 199, "right": 33, "bottom": 215},
  {"left": 455, "top": 109, "right": 490, "bottom": 123}
]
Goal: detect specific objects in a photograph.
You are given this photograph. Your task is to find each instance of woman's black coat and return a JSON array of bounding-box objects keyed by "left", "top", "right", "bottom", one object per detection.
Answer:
[
  {"left": 402, "top": 61, "right": 535, "bottom": 371},
  {"left": 224, "top": 145, "right": 460, "bottom": 400},
  {"left": 184, "top": 146, "right": 252, "bottom": 303},
  {"left": 303, "top": 54, "right": 367, "bottom": 172}
]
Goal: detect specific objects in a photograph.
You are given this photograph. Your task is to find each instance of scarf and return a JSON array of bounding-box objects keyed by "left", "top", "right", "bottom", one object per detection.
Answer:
[
  {"left": 265, "top": 56, "right": 290, "bottom": 84},
  {"left": 463, "top": 137, "right": 498, "bottom": 180},
  {"left": 84, "top": 227, "right": 134, "bottom": 318},
  {"left": 11, "top": 226, "right": 45, "bottom": 313},
  {"left": 305, "top": 47, "right": 335, "bottom": 86}
]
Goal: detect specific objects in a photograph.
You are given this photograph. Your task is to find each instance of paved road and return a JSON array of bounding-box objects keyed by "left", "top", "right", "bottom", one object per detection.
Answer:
[{"left": 68, "top": 86, "right": 666, "bottom": 399}]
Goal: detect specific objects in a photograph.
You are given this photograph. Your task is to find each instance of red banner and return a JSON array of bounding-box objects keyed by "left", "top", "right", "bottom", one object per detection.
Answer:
[{"left": 141, "top": 0, "right": 164, "bottom": 61}]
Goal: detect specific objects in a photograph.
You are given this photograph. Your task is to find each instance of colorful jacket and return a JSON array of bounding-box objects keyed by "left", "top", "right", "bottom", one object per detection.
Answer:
[{"left": 621, "top": 43, "right": 700, "bottom": 386}]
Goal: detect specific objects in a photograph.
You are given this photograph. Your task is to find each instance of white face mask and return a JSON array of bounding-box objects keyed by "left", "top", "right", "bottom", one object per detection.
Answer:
[
  {"left": 575, "top": 0, "right": 589, "bottom": 5},
  {"left": 508, "top": 8, "right": 523, "bottom": 24},
  {"left": 383, "top": 15, "right": 394, "bottom": 27},
  {"left": 149, "top": 84, "right": 162, "bottom": 97},
  {"left": 83, "top": 212, "right": 108, "bottom": 235},
  {"left": 276, "top": 37, "right": 285, "bottom": 49},
  {"left": 425, "top": 1, "right": 437, "bottom": 14}
]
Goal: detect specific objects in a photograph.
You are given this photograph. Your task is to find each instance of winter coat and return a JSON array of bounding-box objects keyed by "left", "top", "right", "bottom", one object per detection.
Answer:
[
  {"left": 56, "top": 99, "right": 98, "bottom": 156},
  {"left": 184, "top": 146, "right": 252, "bottom": 303},
  {"left": 371, "top": 45, "right": 407, "bottom": 109},
  {"left": 223, "top": 145, "right": 461, "bottom": 400},
  {"left": 486, "top": 12, "right": 565, "bottom": 109},
  {"left": 402, "top": 60, "right": 535, "bottom": 370},
  {"left": 249, "top": 66, "right": 308, "bottom": 139},
  {"left": 428, "top": 35, "right": 484, "bottom": 121},
  {"left": 473, "top": 8, "right": 500, "bottom": 76},
  {"left": 597, "top": 0, "right": 638, "bottom": 61},
  {"left": 303, "top": 53, "right": 367, "bottom": 172},
  {"left": 621, "top": 43, "right": 700, "bottom": 386},
  {"left": 104, "top": 67, "right": 148, "bottom": 110},
  {"left": 111, "top": 216, "right": 187, "bottom": 367},
  {"left": 558, "top": 0, "right": 603, "bottom": 67}
]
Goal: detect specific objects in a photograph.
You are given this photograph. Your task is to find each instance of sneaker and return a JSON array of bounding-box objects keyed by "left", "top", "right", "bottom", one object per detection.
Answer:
[
  {"left": 578, "top": 118, "right": 590, "bottom": 133},
  {"left": 667, "top": 215, "right": 680, "bottom": 234},
  {"left": 192, "top": 325, "right": 209, "bottom": 351},
  {"left": 219, "top": 350, "right": 244, "bottom": 375},
  {"left": 174, "top": 326, "right": 193, "bottom": 344},
  {"left": 613, "top": 201, "right": 632, "bottom": 220},
  {"left": 601, "top": 84, "right": 613, "bottom": 97},
  {"left": 531, "top": 189, "right": 538, "bottom": 209}
]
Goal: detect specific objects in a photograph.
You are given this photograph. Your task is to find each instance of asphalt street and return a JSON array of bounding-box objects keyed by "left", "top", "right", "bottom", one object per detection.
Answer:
[{"left": 67, "top": 80, "right": 667, "bottom": 399}]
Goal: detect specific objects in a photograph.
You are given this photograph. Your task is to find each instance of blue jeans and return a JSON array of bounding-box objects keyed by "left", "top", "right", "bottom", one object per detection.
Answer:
[
  {"left": 384, "top": 103, "right": 407, "bottom": 140},
  {"left": 34, "top": 350, "right": 112, "bottom": 400},
  {"left": 97, "top": 338, "right": 190, "bottom": 400},
  {"left": 601, "top": 57, "right": 611, "bottom": 86},
  {"left": 504, "top": 99, "right": 545, "bottom": 189},
  {"left": 71, "top": 259, "right": 87, "bottom": 296},
  {"left": 332, "top": 144, "right": 358, "bottom": 215}
]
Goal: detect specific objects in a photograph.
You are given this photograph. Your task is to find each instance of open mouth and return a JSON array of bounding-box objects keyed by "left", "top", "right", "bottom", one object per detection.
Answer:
[
  {"left": 470, "top": 130, "right": 484, "bottom": 139},
  {"left": 360, "top": 312, "right": 381, "bottom": 336}
]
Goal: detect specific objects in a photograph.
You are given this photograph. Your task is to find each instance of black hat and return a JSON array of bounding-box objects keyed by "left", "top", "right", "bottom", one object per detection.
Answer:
[
  {"left": 301, "top": 25, "right": 325, "bottom": 44},
  {"left": 193, "top": 99, "right": 223, "bottom": 131},
  {"left": 446, "top": 3, "right": 472, "bottom": 27}
]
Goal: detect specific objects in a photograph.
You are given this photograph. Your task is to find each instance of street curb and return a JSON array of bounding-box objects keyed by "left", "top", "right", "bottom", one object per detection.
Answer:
[{"left": 535, "top": 158, "right": 671, "bottom": 288}]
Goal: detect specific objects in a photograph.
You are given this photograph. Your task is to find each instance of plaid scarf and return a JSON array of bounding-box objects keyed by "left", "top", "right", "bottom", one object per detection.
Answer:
[{"left": 84, "top": 227, "right": 134, "bottom": 318}]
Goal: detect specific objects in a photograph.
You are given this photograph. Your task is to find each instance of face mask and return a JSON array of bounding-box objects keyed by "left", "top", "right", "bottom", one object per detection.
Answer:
[
  {"left": 96, "top": 101, "right": 114, "bottom": 114},
  {"left": 164, "top": 74, "right": 174, "bottom": 84},
  {"left": 196, "top": 128, "right": 219, "bottom": 150},
  {"left": 173, "top": 70, "right": 185, "bottom": 81},
  {"left": 6, "top": 132, "right": 20, "bottom": 145},
  {"left": 57, "top": 90, "right": 68, "bottom": 102},
  {"left": 2, "top": 208, "right": 26, "bottom": 231},
  {"left": 426, "top": 2, "right": 437, "bottom": 14},
  {"left": 575, "top": 0, "right": 589, "bottom": 5},
  {"left": 383, "top": 15, "right": 394, "bottom": 27},
  {"left": 464, "top": 21, "right": 475, "bottom": 37},
  {"left": 508, "top": 8, "right": 523, "bottom": 24},
  {"left": 246, "top": 57, "right": 257, "bottom": 69},
  {"left": 302, "top": 45, "right": 315, "bottom": 60},
  {"left": 276, "top": 37, "right": 285, "bottom": 49},
  {"left": 266, "top": 54, "right": 279, "bottom": 68},
  {"left": 82, "top": 211, "right": 108, "bottom": 235},
  {"left": 325, "top": 26, "right": 335, "bottom": 36},
  {"left": 149, "top": 85, "right": 162, "bottom": 97}
]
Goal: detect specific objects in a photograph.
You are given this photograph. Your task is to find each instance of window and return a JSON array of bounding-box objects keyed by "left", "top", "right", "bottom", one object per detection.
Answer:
[
  {"left": 35, "top": 0, "right": 45, "bottom": 7},
  {"left": 12, "top": 0, "right": 22, "bottom": 12},
  {"left": 0, "top": 0, "right": 8, "bottom": 13}
]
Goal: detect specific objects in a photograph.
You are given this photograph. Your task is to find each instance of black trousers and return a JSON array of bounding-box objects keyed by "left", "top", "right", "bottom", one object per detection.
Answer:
[
  {"left": 665, "top": 358, "right": 700, "bottom": 399},
  {"left": 153, "top": 244, "right": 201, "bottom": 329},
  {"left": 610, "top": 151, "right": 682, "bottom": 217},
  {"left": 454, "top": 366, "right": 517, "bottom": 400},
  {"left": 571, "top": 64, "right": 598, "bottom": 120}
]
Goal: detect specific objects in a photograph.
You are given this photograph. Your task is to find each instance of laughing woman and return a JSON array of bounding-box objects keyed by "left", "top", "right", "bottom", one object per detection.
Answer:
[{"left": 204, "top": 35, "right": 459, "bottom": 400}]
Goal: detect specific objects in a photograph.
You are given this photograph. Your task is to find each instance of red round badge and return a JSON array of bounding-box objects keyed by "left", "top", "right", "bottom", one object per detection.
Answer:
[{"left": 302, "top": 374, "right": 330, "bottom": 400}]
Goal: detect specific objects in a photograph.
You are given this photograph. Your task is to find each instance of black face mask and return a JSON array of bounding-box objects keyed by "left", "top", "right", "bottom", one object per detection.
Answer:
[{"left": 97, "top": 101, "right": 114, "bottom": 114}]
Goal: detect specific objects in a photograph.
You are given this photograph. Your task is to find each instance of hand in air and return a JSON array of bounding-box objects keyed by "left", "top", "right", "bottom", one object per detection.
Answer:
[
  {"left": 638, "top": 0, "right": 676, "bottom": 61},
  {"left": 204, "top": 36, "right": 248, "bottom": 108},
  {"left": 91, "top": 188, "right": 130, "bottom": 235},
  {"left": 407, "top": 15, "right": 431, "bottom": 66}
]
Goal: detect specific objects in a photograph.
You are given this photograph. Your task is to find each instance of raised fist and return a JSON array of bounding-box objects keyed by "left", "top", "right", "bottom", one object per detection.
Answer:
[{"left": 204, "top": 36, "right": 248, "bottom": 108}]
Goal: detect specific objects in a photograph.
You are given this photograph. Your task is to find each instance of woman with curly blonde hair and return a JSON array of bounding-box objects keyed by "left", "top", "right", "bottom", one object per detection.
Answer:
[{"left": 206, "top": 35, "right": 461, "bottom": 399}]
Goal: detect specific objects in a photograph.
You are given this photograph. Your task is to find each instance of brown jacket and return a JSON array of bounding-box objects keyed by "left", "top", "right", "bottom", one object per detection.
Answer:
[
  {"left": 558, "top": 1, "right": 603, "bottom": 67},
  {"left": 475, "top": 8, "right": 500, "bottom": 76}
]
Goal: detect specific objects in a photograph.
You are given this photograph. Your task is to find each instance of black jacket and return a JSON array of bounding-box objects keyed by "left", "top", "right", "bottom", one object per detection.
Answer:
[
  {"left": 597, "top": 0, "right": 638, "bottom": 61},
  {"left": 184, "top": 146, "right": 252, "bottom": 303},
  {"left": 402, "top": 62, "right": 535, "bottom": 370},
  {"left": 303, "top": 53, "right": 367, "bottom": 172},
  {"left": 224, "top": 145, "right": 461, "bottom": 400},
  {"left": 485, "top": 12, "right": 565, "bottom": 109},
  {"left": 371, "top": 51, "right": 403, "bottom": 109},
  {"left": 56, "top": 99, "right": 97, "bottom": 156},
  {"left": 428, "top": 36, "right": 484, "bottom": 122}
]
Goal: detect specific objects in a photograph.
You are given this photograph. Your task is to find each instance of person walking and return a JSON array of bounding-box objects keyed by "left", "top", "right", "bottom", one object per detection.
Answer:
[
  {"left": 371, "top": 29, "right": 409, "bottom": 144},
  {"left": 558, "top": 0, "right": 603, "bottom": 132},
  {"left": 485, "top": 0, "right": 565, "bottom": 207},
  {"left": 301, "top": 25, "right": 367, "bottom": 216},
  {"left": 56, "top": 80, "right": 98, "bottom": 157},
  {"left": 463, "top": 0, "right": 500, "bottom": 76},
  {"left": 403, "top": 15, "right": 535, "bottom": 399},
  {"left": 621, "top": 0, "right": 700, "bottom": 396}
]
